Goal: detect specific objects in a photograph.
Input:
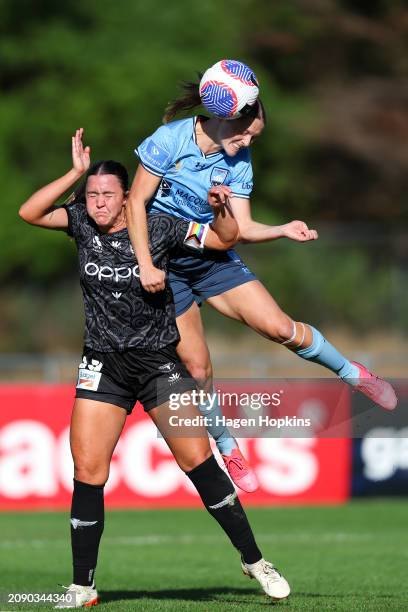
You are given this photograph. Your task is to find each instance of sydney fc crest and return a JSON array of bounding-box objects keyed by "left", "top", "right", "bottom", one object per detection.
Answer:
[{"left": 210, "top": 167, "right": 229, "bottom": 186}]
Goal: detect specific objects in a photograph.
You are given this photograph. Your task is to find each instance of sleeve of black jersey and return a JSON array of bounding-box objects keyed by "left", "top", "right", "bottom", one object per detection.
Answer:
[
  {"left": 62, "top": 201, "right": 85, "bottom": 238},
  {"left": 62, "top": 203, "right": 74, "bottom": 237}
]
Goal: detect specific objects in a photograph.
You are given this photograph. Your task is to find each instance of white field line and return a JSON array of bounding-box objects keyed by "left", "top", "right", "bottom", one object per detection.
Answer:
[{"left": 0, "top": 532, "right": 377, "bottom": 549}]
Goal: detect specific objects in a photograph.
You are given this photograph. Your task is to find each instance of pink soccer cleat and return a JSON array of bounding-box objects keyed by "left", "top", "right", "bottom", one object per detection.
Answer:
[
  {"left": 221, "top": 448, "right": 259, "bottom": 492},
  {"left": 351, "top": 361, "right": 398, "bottom": 411}
]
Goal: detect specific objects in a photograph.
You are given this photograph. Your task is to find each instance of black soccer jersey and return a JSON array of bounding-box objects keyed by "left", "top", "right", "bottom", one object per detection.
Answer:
[{"left": 64, "top": 202, "right": 204, "bottom": 351}]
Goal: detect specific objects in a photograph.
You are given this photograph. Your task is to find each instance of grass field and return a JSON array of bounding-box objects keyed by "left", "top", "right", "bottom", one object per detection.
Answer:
[{"left": 1, "top": 500, "right": 407, "bottom": 611}]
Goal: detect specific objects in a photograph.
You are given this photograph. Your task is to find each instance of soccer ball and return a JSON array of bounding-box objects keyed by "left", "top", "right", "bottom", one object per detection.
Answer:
[{"left": 199, "top": 59, "right": 259, "bottom": 120}]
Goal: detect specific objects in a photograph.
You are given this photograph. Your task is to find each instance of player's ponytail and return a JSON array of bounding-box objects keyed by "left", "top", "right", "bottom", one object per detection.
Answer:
[{"left": 163, "top": 76, "right": 203, "bottom": 124}]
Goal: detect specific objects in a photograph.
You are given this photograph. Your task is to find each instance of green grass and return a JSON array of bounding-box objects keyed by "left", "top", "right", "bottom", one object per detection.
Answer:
[{"left": 1, "top": 501, "right": 407, "bottom": 611}]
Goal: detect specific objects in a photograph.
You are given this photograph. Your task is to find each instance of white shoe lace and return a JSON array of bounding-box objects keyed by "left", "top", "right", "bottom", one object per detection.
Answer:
[
  {"left": 60, "top": 585, "right": 77, "bottom": 593},
  {"left": 56, "top": 583, "right": 96, "bottom": 608},
  {"left": 60, "top": 584, "right": 94, "bottom": 593},
  {"left": 259, "top": 560, "right": 283, "bottom": 583}
]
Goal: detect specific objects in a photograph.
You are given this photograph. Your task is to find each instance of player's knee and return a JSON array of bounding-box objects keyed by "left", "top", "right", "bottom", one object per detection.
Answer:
[
  {"left": 277, "top": 318, "right": 296, "bottom": 343},
  {"left": 184, "top": 359, "right": 213, "bottom": 389},
  {"left": 179, "top": 448, "right": 213, "bottom": 473},
  {"left": 74, "top": 461, "right": 109, "bottom": 486},
  {"left": 264, "top": 317, "right": 294, "bottom": 343}
]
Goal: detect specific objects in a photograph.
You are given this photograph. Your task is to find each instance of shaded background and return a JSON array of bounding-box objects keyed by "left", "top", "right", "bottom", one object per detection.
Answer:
[{"left": 1, "top": 0, "right": 407, "bottom": 379}]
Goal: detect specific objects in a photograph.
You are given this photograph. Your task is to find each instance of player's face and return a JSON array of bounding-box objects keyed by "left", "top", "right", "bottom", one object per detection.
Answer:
[
  {"left": 219, "top": 117, "right": 264, "bottom": 157},
  {"left": 86, "top": 174, "right": 127, "bottom": 232}
]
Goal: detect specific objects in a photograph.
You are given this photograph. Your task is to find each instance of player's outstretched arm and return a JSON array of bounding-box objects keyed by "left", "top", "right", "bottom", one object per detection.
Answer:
[
  {"left": 19, "top": 128, "right": 90, "bottom": 230},
  {"left": 229, "top": 197, "right": 318, "bottom": 244},
  {"left": 127, "top": 165, "right": 166, "bottom": 293},
  {"left": 205, "top": 185, "right": 239, "bottom": 249}
]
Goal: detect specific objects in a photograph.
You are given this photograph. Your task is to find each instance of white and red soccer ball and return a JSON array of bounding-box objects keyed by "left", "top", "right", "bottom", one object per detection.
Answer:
[{"left": 199, "top": 59, "right": 259, "bottom": 120}]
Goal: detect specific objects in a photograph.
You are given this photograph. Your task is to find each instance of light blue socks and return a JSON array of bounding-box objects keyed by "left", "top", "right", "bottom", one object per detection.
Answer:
[
  {"left": 198, "top": 390, "right": 237, "bottom": 455},
  {"left": 295, "top": 326, "right": 359, "bottom": 381}
]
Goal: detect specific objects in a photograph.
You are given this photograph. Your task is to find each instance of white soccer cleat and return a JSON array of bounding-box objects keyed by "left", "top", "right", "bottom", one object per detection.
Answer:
[
  {"left": 55, "top": 583, "right": 99, "bottom": 608},
  {"left": 241, "top": 557, "right": 290, "bottom": 600}
]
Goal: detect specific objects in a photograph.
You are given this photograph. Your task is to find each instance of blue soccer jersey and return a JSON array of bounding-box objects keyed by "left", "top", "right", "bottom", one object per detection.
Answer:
[{"left": 135, "top": 117, "right": 253, "bottom": 223}]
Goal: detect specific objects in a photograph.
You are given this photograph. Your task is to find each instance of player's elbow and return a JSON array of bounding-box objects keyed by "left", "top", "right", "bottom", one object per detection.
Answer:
[
  {"left": 224, "top": 228, "right": 240, "bottom": 248},
  {"left": 18, "top": 203, "right": 34, "bottom": 224},
  {"left": 218, "top": 238, "right": 236, "bottom": 250},
  {"left": 211, "top": 227, "right": 240, "bottom": 250},
  {"left": 236, "top": 221, "right": 256, "bottom": 243}
]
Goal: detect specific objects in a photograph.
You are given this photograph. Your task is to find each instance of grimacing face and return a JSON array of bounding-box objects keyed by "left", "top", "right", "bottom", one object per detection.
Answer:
[
  {"left": 86, "top": 174, "right": 127, "bottom": 232},
  {"left": 219, "top": 116, "right": 265, "bottom": 157}
]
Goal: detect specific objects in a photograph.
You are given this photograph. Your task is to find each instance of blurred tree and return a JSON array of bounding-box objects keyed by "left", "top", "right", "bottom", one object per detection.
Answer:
[
  {"left": 0, "top": 0, "right": 248, "bottom": 280},
  {"left": 247, "top": 0, "right": 408, "bottom": 224},
  {"left": 0, "top": 0, "right": 407, "bottom": 349}
]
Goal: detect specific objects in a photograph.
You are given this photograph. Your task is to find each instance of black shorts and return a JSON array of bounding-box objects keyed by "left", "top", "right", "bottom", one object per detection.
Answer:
[{"left": 75, "top": 344, "right": 195, "bottom": 414}]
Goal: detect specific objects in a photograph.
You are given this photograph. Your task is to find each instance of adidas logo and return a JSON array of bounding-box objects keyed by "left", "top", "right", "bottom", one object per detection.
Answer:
[
  {"left": 159, "top": 362, "right": 175, "bottom": 372},
  {"left": 92, "top": 236, "right": 103, "bottom": 253},
  {"left": 168, "top": 372, "right": 181, "bottom": 385}
]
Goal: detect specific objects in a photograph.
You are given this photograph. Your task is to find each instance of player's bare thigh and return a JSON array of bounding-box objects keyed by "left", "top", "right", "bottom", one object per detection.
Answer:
[
  {"left": 175, "top": 302, "right": 213, "bottom": 390},
  {"left": 70, "top": 398, "right": 127, "bottom": 484},
  {"left": 206, "top": 280, "right": 294, "bottom": 342}
]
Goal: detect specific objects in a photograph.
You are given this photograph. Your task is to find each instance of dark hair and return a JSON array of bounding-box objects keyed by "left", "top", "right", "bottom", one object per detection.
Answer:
[
  {"left": 66, "top": 160, "right": 129, "bottom": 205},
  {"left": 163, "top": 76, "right": 266, "bottom": 125},
  {"left": 163, "top": 77, "right": 203, "bottom": 123}
]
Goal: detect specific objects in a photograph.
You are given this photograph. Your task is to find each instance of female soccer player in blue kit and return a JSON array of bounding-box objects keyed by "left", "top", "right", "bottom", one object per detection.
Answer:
[{"left": 126, "top": 60, "right": 397, "bottom": 493}]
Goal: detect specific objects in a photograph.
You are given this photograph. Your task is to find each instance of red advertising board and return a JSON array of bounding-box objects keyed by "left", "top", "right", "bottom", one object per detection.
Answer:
[{"left": 0, "top": 384, "right": 351, "bottom": 509}]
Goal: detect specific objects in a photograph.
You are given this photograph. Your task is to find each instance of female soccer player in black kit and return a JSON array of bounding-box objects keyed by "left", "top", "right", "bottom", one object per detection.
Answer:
[{"left": 19, "top": 129, "right": 290, "bottom": 607}]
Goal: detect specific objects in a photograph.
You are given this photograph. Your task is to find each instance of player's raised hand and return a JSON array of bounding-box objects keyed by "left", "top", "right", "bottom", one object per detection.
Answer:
[
  {"left": 281, "top": 220, "right": 318, "bottom": 242},
  {"left": 72, "top": 128, "right": 91, "bottom": 175},
  {"left": 208, "top": 185, "right": 232, "bottom": 209}
]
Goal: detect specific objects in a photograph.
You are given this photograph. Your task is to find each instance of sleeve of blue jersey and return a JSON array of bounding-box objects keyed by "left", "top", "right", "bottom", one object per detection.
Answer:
[
  {"left": 229, "top": 154, "right": 254, "bottom": 199},
  {"left": 135, "top": 125, "right": 175, "bottom": 177}
]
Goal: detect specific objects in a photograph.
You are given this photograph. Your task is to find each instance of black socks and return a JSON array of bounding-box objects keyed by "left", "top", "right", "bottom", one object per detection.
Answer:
[
  {"left": 70, "top": 458, "right": 261, "bottom": 586},
  {"left": 187, "top": 455, "right": 262, "bottom": 564},
  {"left": 70, "top": 479, "right": 105, "bottom": 586}
]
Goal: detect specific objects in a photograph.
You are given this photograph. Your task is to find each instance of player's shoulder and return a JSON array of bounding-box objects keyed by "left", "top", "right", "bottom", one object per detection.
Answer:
[
  {"left": 64, "top": 200, "right": 97, "bottom": 239},
  {"left": 142, "top": 118, "right": 194, "bottom": 159},
  {"left": 156, "top": 117, "right": 194, "bottom": 141},
  {"left": 64, "top": 200, "right": 87, "bottom": 225}
]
